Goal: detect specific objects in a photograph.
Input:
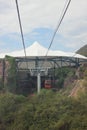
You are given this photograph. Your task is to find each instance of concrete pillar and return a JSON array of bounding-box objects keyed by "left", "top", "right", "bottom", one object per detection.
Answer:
[{"left": 37, "top": 72, "right": 41, "bottom": 94}]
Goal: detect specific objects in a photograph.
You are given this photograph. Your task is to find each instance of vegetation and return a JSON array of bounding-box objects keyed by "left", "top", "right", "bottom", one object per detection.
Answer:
[
  {"left": 5, "top": 55, "right": 17, "bottom": 93},
  {"left": 54, "top": 67, "right": 75, "bottom": 88},
  {"left": 0, "top": 63, "right": 87, "bottom": 130},
  {"left": 0, "top": 89, "right": 87, "bottom": 130},
  {"left": 83, "top": 67, "right": 87, "bottom": 89}
]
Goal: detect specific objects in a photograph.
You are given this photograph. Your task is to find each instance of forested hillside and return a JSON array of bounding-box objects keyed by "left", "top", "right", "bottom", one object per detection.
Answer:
[
  {"left": 0, "top": 65, "right": 87, "bottom": 130},
  {"left": 0, "top": 88, "right": 87, "bottom": 130}
]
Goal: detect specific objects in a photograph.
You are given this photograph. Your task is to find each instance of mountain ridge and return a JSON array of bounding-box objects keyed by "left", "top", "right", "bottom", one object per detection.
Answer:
[{"left": 76, "top": 44, "right": 87, "bottom": 56}]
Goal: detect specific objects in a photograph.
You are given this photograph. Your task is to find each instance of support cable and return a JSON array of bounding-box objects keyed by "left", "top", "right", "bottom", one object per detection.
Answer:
[
  {"left": 46, "top": 0, "right": 71, "bottom": 56},
  {"left": 15, "top": 0, "right": 28, "bottom": 69},
  {"left": 40, "top": 0, "right": 72, "bottom": 69}
]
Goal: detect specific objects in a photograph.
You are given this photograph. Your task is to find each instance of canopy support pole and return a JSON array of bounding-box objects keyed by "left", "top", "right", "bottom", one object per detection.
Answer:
[{"left": 37, "top": 72, "right": 41, "bottom": 94}]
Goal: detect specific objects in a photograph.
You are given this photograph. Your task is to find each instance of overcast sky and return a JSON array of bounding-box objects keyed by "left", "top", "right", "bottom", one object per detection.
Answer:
[{"left": 0, "top": 0, "right": 87, "bottom": 53}]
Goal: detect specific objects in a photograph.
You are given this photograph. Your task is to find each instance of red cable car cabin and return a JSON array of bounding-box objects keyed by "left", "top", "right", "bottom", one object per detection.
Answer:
[{"left": 44, "top": 80, "right": 52, "bottom": 89}]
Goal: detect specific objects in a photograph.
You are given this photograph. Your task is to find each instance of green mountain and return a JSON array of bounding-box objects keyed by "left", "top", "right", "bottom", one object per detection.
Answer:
[{"left": 76, "top": 44, "right": 87, "bottom": 57}]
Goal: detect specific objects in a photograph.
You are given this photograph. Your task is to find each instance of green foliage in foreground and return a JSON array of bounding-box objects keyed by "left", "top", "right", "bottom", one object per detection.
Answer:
[{"left": 0, "top": 90, "right": 87, "bottom": 130}]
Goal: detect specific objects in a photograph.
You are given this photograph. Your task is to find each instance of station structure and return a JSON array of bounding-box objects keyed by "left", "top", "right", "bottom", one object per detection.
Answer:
[{"left": 0, "top": 41, "right": 87, "bottom": 93}]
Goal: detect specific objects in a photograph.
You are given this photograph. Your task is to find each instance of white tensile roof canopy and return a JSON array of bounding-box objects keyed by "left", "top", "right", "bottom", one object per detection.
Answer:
[{"left": 0, "top": 41, "right": 87, "bottom": 59}]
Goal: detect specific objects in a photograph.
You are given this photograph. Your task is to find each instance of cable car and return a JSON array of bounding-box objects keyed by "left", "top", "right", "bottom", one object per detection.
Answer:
[{"left": 44, "top": 80, "right": 52, "bottom": 89}]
